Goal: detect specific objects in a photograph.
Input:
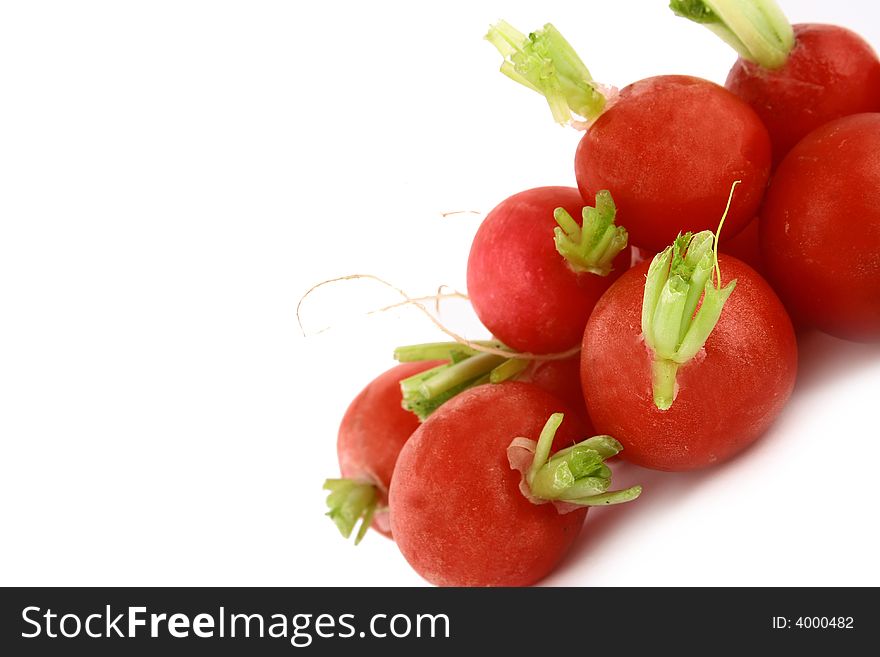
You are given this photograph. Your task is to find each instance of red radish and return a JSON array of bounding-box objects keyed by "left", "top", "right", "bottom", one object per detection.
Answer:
[
  {"left": 672, "top": 2, "right": 880, "bottom": 165},
  {"left": 575, "top": 76, "right": 770, "bottom": 252},
  {"left": 466, "top": 186, "right": 630, "bottom": 354},
  {"left": 582, "top": 220, "right": 797, "bottom": 471},
  {"left": 487, "top": 22, "right": 771, "bottom": 253},
  {"left": 389, "top": 382, "right": 640, "bottom": 587},
  {"left": 760, "top": 113, "right": 880, "bottom": 341},
  {"left": 324, "top": 360, "right": 443, "bottom": 543}
]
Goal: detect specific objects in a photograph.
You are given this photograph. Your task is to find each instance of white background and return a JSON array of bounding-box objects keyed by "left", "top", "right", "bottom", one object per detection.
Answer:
[{"left": 1, "top": 1, "right": 878, "bottom": 587}]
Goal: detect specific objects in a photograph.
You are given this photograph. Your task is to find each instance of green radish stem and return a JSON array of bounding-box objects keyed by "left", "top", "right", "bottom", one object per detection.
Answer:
[
  {"left": 521, "top": 414, "right": 642, "bottom": 506},
  {"left": 393, "top": 340, "right": 499, "bottom": 363},
  {"left": 641, "top": 181, "right": 741, "bottom": 410},
  {"left": 554, "top": 190, "right": 628, "bottom": 276},
  {"left": 489, "top": 357, "right": 530, "bottom": 383},
  {"left": 323, "top": 479, "right": 380, "bottom": 545},
  {"left": 397, "top": 341, "right": 528, "bottom": 421},
  {"left": 669, "top": 0, "right": 794, "bottom": 69},
  {"left": 485, "top": 20, "right": 607, "bottom": 124},
  {"left": 419, "top": 353, "right": 506, "bottom": 398}
]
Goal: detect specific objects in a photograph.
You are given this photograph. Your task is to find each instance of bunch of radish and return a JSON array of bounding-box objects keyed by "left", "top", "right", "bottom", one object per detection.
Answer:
[{"left": 320, "top": 0, "right": 880, "bottom": 586}]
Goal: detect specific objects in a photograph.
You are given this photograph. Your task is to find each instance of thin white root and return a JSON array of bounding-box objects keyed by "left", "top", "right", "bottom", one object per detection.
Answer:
[
  {"left": 439, "top": 209, "right": 482, "bottom": 218},
  {"left": 370, "top": 290, "right": 470, "bottom": 316},
  {"left": 296, "top": 274, "right": 580, "bottom": 362}
]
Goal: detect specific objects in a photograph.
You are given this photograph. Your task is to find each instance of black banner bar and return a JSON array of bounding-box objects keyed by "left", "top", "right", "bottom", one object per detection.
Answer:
[{"left": 1, "top": 587, "right": 873, "bottom": 655}]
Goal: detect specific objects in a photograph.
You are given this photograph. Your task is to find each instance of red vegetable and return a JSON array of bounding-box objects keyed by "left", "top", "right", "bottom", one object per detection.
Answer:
[
  {"left": 389, "top": 382, "right": 640, "bottom": 586},
  {"left": 486, "top": 22, "right": 771, "bottom": 253},
  {"left": 672, "top": 2, "right": 880, "bottom": 164},
  {"left": 324, "top": 360, "right": 443, "bottom": 543},
  {"left": 575, "top": 75, "right": 770, "bottom": 252},
  {"left": 467, "top": 186, "right": 629, "bottom": 354},
  {"left": 582, "top": 229, "right": 797, "bottom": 471},
  {"left": 760, "top": 113, "right": 880, "bottom": 341},
  {"left": 728, "top": 25, "right": 880, "bottom": 164}
]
